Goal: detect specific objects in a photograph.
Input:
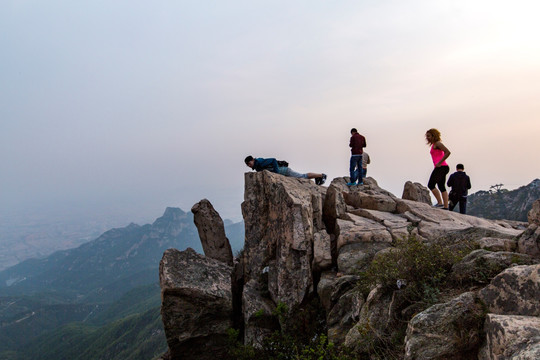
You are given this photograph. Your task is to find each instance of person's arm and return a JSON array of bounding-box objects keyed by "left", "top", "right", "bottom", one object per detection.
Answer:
[
  {"left": 349, "top": 136, "right": 353, "bottom": 148},
  {"left": 270, "top": 158, "right": 279, "bottom": 173},
  {"left": 467, "top": 176, "right": 471, "bottom": 189},
  {"left": 257, "top": 158, "right": 279, "bottom": 173},
  {"left": 447, "top": 174, "right": 454, "bottom": 187},
  {"left": 435, "top": 141, "right": 451, "bottom": 167}
]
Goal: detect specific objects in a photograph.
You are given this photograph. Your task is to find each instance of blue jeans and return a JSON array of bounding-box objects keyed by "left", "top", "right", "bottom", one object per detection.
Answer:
[{"left": 349, "top": 155, "right": 363, "bottom": 183}]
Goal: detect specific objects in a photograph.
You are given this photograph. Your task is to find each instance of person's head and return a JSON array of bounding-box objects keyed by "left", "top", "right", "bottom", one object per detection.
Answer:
[
  {"left": 456, "top": 163, "right": 464, "bottom": 171},
  {"left": 425, "top": 128, "right": 441, "bottom": 144},
  {"left": 351, "top": 128, "right": 358, "bottom": 134},
  {"left": 244, "top": 155, "right": 255, "bottom": 169}
]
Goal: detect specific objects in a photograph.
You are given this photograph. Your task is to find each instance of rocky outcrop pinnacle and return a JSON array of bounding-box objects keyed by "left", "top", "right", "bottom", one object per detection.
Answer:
[
  {"left": 191, "top": 199, "right": 233, "bottom": 266},
  {"left": 159, "top": 172, "right": 540, "bottom": 359}
]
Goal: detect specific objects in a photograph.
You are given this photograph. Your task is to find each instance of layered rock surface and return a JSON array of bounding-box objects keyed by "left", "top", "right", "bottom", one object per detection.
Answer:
[
  {"left": 159, "top": 248, "right": 233, "bottom": 360},
  {"left": 159, "top": 173, "right": 539, "bottom": 359}
]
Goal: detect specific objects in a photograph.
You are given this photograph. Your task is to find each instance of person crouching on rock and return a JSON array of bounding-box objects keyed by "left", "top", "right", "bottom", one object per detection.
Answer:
[
  {"left": 425, "top": 128, "right": 451, "bottom": 210},
  {"left": 244, "top": 155, "right": 327, "bottom": 185}
]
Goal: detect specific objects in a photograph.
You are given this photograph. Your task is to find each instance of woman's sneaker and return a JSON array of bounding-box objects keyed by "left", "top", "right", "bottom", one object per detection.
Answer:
[{"left": 432, "top": 204, "right": 444, "bottom": 208}]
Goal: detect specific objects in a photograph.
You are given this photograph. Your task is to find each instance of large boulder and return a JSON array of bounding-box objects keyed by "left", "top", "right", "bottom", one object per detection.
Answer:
[
  {"left": 450, "top": 249, "right": 534, "bottom": 284},
  {"left": 528, "top": 199, "right": 540, "bottom": 226},
  {"left": 242, "top": 279, "right": 279, "bottom": 347},
  {"left": 479, "top": 264, "right": 540, "bottom": 316},
  {"left": 241, "top": 170, "right": 327, "bottom": 318},
  {"left": 473, "top": 236, "right": 517, "bottom": 252},
  {"left": 479, "top": 314, "right": 540, "bottom": 360},
  {"left": 317, "top": 272, "right": 364, "bottom": 344},
  {"left": 191, "top": 199, "right": 233, "bottom": 266},
  {"left": 402, "top": 181, "right": 432, "bottom": 205},
  {"left": 404, "top": 292, "right": 484, "bottom": 360},
  {"left": 159, "top": 248, "right": 233, "bottom": 360},
  {"left": 517, "top": 224, "right": 540, "bottom": 258},
  {"left": 312, "top": 230, "right": 333, "bottom": 271},
  {"left": 344, "top": 286, "right": 393, "bottom": 352},
  {"left": 395, "top": 199, "right": 522, "bottom": 242}
]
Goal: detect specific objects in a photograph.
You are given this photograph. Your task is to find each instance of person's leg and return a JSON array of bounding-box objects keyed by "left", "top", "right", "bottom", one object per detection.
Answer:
[
  {"left": 349, "top": 156, "right": 358, "bottom": 183},
  {"left": 442, "top": 191, "right": 449, "bottom": 209},
  {"left": 459, "top": 198, "right": 467, "bottom": 214},
  {"left": 357, "top": 155, "right": 364, "bottom": 184},
  {"left": 431, "top": 188, "right": 443, "bottom": 206},
  {"left": 449, "top": 199, "right": 457, "bottom": 212},
  {"left": 435, "top": 166, "right": 449, "bottom": 208},
  {"left": 362, "top": 168, "right": 367, "bottom": 178},
  {"left": 283, "top": 168, "right": 308, "bottom": 178},
  {"left": 306, "top": 172, "right": 323, "bottom": 179},
  {"left": 428, "top": 169, "right": 443, "bottom": 206}
]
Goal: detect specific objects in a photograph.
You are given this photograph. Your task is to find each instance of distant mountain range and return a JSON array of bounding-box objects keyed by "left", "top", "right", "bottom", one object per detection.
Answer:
[
  {"left": 467, "top": 179, "right": 540, "bottom": 222},
  {"left": 0, "top": 207, "right": 244, "bottom": 359}
]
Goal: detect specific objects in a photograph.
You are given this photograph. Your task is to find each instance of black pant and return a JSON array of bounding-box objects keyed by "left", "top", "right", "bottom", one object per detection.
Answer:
[
  {"left": 449, "top": 197, "right": 467, "bottom": 214},
  {"left": 428, "top": 166, "right": 449, "bottom": 192}
]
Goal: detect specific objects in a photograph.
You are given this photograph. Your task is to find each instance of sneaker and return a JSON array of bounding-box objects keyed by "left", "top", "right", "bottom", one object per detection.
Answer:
[
  {"left": 320, "top": 174, "right": 327, "bottom": 185},
  {"left": 315, "top": 177, "right": 321, "bottom": 185},
  {"left": 432, "top": 204, "right": 444, "bottom": 208},
  {"left": 346, "top": 182, "right": 357, "bottom": 186}
]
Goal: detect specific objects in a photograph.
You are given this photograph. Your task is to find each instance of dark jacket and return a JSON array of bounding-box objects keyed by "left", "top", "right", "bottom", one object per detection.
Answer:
[
  {"left": 253, "top": 157, "right": 279, "bottom": 173},
  {"left": 447, "top": 171, "right": 471, "bottom": 197},
  {"left": 350, "top": 133, "right": 366, "bottom": 155}
]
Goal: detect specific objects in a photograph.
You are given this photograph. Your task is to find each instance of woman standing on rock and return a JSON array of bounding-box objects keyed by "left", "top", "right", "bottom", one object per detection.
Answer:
[{"left": 425, "top": 128, "right": 451, "bottom": 209}]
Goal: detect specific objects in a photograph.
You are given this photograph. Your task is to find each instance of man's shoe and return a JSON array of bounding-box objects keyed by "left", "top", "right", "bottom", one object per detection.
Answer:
[
  {"left": 315, "top": 177, "right": 321, "bottom": 185},
  {"left": 320, "top": 174, "right": 327, "bottom": 185},
  {"left": 346, "top": 182, "right": 357, "bottom": 186}
]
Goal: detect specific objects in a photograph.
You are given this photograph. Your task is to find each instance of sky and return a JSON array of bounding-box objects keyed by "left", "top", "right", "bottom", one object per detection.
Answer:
[{"left": 1, "top": 0, "right": 539, "bottom": 225}]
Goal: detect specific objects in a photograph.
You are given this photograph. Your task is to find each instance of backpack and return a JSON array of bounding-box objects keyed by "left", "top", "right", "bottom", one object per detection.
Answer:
[{"left": 277, "top": 160, "right": 289, "bottom": 167}]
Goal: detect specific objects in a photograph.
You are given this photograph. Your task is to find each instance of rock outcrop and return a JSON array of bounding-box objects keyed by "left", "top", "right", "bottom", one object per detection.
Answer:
[
  {"left": 402, "top": 181, "right": 432, "bottom": 205},
  {"left": 159, "top": 172, "right": 540, "bottom": 359},
  {"left": 404, "top": 292, "right": 484, "bottom": 360},
  {"left": 160, "top": 248, "right": 233, "bottom": 360},
  {"left": 479, "top": 314, "right": 540, "bottom": 360},
  {"left": 191, "top": 199, "right": 233, "bottom": 266},
  {"left": 241, "top": 171, "right": 327, "bottom": 342}
]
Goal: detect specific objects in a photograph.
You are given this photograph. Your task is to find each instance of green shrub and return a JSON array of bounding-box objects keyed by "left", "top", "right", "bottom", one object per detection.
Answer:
[
  {"left": 226, "top": 300, "right": 357, "bottom": 360},
  {"left": 358, "top": 235, "right": 468, "bottom": 307}
]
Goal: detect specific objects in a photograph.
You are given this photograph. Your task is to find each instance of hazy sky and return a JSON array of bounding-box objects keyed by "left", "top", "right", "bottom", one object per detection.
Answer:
[{"left": 1, "top": 0, "right": 539, "bottom": 223}]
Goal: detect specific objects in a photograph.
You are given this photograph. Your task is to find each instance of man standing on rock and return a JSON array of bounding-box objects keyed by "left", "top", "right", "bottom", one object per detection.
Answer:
[
  {"left": 244, "top": 155, "right": 327, "bottom": 185},
  {"left": 348, "top": 128, "right": 367, "bottom": 186},
  {"left": 447, "top": 163, "right": 472, "bottom": 214}
]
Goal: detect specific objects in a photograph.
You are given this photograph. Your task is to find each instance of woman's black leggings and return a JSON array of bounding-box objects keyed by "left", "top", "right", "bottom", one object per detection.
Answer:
[{"left": 428, "top": 165, "right": 450, "bottom": 192}]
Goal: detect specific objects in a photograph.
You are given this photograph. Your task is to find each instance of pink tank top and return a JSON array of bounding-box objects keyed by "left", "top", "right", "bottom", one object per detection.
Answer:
[{"left": 430, "top": 145, "right": 448, "bottom": 167}]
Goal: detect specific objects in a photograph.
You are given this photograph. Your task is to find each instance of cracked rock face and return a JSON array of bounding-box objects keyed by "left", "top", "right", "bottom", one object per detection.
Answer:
[
  {"left": 159, "top": 248, "right": 233, "bottom": 360},
  {"left": 159, "top": 172, "right": 538, "bottom": 359},
  {"left": 404, "top": 292, "right": 484, "bottom": 360},
  {"left": 479, "top": 264, "right": 540, "bottom": 316},
  {"left": 479, "top": 314, "right": 540, "bottom": 360},
  {"left": 191, "top": 199, "right": 233, "bottom": 266},
  {"left": 241, "top": 171, "right": 327, "bottom": 314},
  {"left": 402, "top": 181, "right": 432, "bottom": 205}
]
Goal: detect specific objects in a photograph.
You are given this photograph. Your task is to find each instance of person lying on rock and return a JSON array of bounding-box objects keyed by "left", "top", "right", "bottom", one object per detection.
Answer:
[{"left": 244, "top": 155, "right": 327, "bottom": 185}]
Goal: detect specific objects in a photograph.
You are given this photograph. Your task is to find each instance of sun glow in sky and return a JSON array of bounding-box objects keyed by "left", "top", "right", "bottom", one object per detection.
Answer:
[{"left": 1, "top": 0, "right": 539, "bottom": 222}]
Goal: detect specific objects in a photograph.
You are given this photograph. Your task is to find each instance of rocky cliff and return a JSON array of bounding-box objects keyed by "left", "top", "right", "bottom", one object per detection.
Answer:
[
  {"left": 159, "top": 173, "right": 540, "bottom": 359},
  {"left": 467, "top": 178, "right": 540, "bottom": 221}
]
